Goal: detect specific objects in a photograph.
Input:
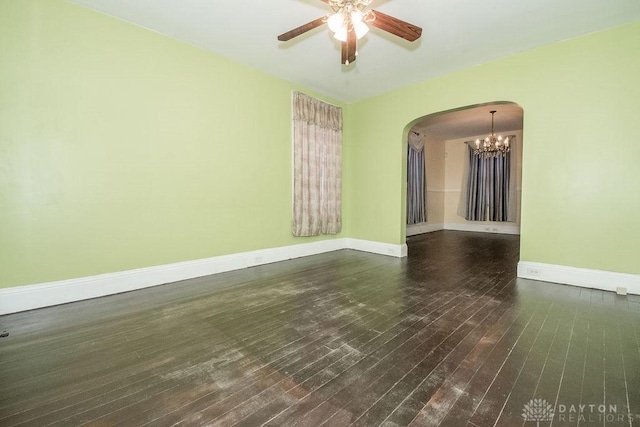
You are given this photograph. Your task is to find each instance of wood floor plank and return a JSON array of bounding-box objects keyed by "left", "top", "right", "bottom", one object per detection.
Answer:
[
  {"left": 408, "top": 298, "right": 522, "bottom": 426},
  {"left": 326, "top": 278, "right": 516, "bottom": 426},
  {"left": 122, "top": 276, "right": 437, "bottom": 425},
  {"left": 0, "top": 256, "right": 392, "bottom": 412},
  {"left": 1, "top": 231, "right": 638, "bottom": 426},
  {"left": 624, "top": 321, "right": 640, "bottom": 425},
  {"left": 434, "top": 295, "right": 551, "bottom": 427},
  {"left": 260, "top": 299, "right": 475, "bottom": 426},
  {"left": 377, "top": 288, "right": 515, "bottom": 426}
]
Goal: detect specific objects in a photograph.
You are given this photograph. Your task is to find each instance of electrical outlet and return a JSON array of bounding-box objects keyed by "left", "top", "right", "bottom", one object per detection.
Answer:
[
  {"left": 616, "top": 287, "right": 628, "bottom": 296},
  {"left": 526, "top": 268, "right": 541, "bottom": 277}
]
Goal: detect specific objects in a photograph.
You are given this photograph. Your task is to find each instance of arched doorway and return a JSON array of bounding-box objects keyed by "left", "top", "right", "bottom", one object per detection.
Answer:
[{"left": 404, "top": 101, "right": 524, "bottom": 239}]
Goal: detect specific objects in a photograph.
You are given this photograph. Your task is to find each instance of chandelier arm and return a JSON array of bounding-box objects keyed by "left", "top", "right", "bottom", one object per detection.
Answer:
[{"left": 474, "top": 110, "right": 511, "bottom": 158}]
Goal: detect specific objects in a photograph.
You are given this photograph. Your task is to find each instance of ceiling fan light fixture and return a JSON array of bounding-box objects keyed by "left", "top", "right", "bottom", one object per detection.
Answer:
[
  {"left": 327, "top": 12, "right": 345, "bottom": 32},
  {"left": 353, "top": 21, "right": 369, "bottom": 39},
  {"left": 329, "top": 9, "right": 368, "bottom": 41},
  {"left": 277, "top": 0, "right": 422, "bottom": 64},
  {"left": 334, "top": 26, "right": 348, "bottom": 42},
  {"left": 351, "top": 9, "right": 364, "bottom": 24},
  {"left": 329, "top": 11, "right": 368, "bottom": 41}
]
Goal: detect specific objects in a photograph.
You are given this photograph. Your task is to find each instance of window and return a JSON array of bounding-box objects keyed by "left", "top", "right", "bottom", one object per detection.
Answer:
[
  {"left": 459, "top": 138, "right": 517, "bottom": 222},
  {"left": 292, "top": 92, "right": 342, "bottom": 236}
]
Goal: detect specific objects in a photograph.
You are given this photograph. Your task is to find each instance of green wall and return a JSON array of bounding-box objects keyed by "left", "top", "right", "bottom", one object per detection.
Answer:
[
  {"left": 0, "top": 0, "right": 346, "bottom": 288},
  {"left": 345, "top": 20, "right": 640, "bottom": 275}
]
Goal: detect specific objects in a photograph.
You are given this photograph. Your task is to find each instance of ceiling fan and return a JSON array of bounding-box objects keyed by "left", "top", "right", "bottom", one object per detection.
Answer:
[{"left": 277, "top": 0, "right": 422, "bottom": 65}]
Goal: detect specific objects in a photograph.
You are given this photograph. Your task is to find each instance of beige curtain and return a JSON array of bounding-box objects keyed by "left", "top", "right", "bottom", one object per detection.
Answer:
[{"left": 292, "top": 91, "right": 342, "bottom": 236}]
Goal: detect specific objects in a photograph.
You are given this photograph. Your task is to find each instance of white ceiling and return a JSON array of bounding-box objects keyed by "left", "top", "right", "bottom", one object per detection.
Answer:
[
  {"left": 412, "top": 102, "right": 524, "bottom": 141},
  {"left": 70, "top": 0, "right": 640, "bottom": 104}
]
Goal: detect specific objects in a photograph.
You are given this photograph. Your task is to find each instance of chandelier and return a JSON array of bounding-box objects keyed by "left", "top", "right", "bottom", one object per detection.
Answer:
[
  {"left": 327, "top": 0, "right": 373, "bottom": 43},
  {"left": 474, "top": 110, "right": 510, "bottom": 158}
]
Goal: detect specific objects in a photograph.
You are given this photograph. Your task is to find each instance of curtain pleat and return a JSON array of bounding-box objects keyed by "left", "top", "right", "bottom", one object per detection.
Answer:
[
  {"left": 292, "top": 92, "right": 342, "bottom": 236},
  {"left": 463, "top": 141, "right": 514, "bottom": 222},
  {"left": 507, "top": 137, "right": 518, "bottom": 222},
  {"left": 407, "top": 142, "right": 426, "bottom": 224}
]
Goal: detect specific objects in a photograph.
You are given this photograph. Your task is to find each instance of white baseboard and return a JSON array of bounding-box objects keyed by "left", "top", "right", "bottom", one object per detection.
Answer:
[
  {"left": 406, "top": 222, "right": 519, "bottom": 236},
  {"left": 407, "top": 223, "right": 445, "bottom": 236},
  {"left": 518, "top": 261, "right": 640, "bottom": 295},
  {"left": 346, "top": 238, "right": 408, "bottom": 258},
  {"left": 444, "top": 222, "right": 520, "bottom": 235},
  {"left": 0, "top": 238, "right": 407, "bottom": 315}
]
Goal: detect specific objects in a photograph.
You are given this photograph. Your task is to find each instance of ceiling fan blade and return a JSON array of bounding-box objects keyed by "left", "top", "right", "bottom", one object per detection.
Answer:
[
  {"left": 341, "top": 29, "right": 357, "bottom": 65},
  {"left": 367, "top": 10, "right": 422, "bottom": 42},
  {"left": 277, "top": 17, "right": 327, "bottom": 41}
]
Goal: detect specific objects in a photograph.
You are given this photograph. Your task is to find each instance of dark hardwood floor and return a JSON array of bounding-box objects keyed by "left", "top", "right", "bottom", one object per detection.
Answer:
[{"left": 1, "top": 231, "right": 639, "bottom": 426}]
